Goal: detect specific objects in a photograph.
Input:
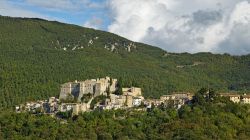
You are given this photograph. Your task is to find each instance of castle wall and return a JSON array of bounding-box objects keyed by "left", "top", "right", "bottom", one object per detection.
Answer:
[
  {"left": 60, "top": 77, "right": 118, "bottom": 103},
  {"left": 95, "top": 83, "right": 101, "bottom": 96},
  {"left": 78, "top": 82, "right": 85, "bottom": 102},
  {"left": 59, "top": 83, "right": 72, "bottom": 100},
  {"left": 71, "top": 83, "right": 80, "bottom": 98},
  {"left": 126, "top": 95, "right": 133, "bottom": 107},
  {"left": 110, "top": 79, "right": 118, "bottom": 93},
  {"left": 59, "top": 82, "right": 80, "bottom": 101},
  {"left": 83, "top": 80, "right": 96, "bottom": 94}
]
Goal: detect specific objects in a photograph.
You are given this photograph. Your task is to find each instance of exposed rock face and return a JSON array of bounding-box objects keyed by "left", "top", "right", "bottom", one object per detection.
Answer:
[
  {"left": 126, "top": 42, "right": 136, "bottom": 52},
  {"left": 54, "top": 36, "right": 136, "bottom": 53},
  {"left": 88, "top": 39, "right": 94, "bottom": 46},
  {"left": 111, "top": 44, "right": 116, "bottom": 52}
]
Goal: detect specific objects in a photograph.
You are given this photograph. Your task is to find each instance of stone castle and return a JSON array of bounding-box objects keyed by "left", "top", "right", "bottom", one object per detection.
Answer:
[{"left": 59, "top": 76, "right": 117, "bottom": 102}]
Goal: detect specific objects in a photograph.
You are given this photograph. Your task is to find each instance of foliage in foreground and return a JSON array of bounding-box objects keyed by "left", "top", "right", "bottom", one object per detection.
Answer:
[{"left": 1, "top": 89, "right": 250, "bottom": 140}]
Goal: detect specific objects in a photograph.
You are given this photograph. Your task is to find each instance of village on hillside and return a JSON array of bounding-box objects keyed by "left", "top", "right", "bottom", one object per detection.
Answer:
[{"left": 15, "top": 76, "right": 250, "bottom": 117}]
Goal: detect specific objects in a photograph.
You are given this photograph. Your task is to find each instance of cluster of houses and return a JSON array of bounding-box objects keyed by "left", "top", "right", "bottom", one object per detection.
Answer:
[
  {"left": 15, "top": 76, "right": 250, "bottom": 117},
  {"left": 96, "top": 87, "right": 144, "bottom": 110},
  {"left": 144, "top": 92, "right": 193, "bottom": 109},
  {"left": 15, "top": 97, "right": 59, "bottom": 114},
  {"left": 219, "top": 93, "right": 250, "bottom": 104}
]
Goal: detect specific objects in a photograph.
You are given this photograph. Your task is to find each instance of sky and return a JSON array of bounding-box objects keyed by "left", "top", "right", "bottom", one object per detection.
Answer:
[{"left": 1, "top": 0, "right": 250, "bottom": 55}]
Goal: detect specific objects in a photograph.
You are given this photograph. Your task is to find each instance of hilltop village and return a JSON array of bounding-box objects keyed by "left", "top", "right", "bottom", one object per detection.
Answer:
[{"left": 15, "top": 77, "right": 250, "bottom": 117}]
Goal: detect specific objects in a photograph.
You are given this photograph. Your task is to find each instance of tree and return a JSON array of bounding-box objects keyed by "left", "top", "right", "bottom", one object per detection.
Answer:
[
  {"left": 208, "top": 88, "right": 217, "bottom": 101},
  {"left": 81, "top": 93, "right": 92, "bottom": 103},
  {"left": 98, "top": 132, "right": 113, "bottom": 140},
  {"left": 193, "top": 88, "right": 207, "bottom": 105},
  {"left": 106, "top": 87, "right": 110, "bottom": 98},
  {"left": 115, "top": 77, "right": 123, "bottom": 95},
  {"left": 109, "top": 78, "right": 113, "bottom": 85},
  {"left": 56, "top": 110, "right": 72, "bottom": 119}
]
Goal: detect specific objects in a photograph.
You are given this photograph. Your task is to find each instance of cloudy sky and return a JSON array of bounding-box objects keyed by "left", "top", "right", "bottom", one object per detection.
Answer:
[{"left": 1, "top": 0, "right": 250, "bottom": 55}]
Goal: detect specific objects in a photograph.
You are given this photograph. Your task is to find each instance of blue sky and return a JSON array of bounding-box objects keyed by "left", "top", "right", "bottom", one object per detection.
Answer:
[
  {"left": 1, "top": 0, "right": 250, "bottom": 55},
  {"left": 1, "top": 0, "right": 110, "bottom": 30}
]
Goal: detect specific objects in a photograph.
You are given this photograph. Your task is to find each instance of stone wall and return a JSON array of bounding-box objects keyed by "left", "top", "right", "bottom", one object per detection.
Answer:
[
  {"left": 60, "top": 77, "right": 118, "bottom": 102},
  {"left": 122, "top": 87, "right": 142, "bottom": 97}
]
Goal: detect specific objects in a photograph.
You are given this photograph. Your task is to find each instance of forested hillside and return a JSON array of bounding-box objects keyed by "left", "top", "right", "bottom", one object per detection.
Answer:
[{"left": 0, "top": 16, "right": 249, "bottom": 108}]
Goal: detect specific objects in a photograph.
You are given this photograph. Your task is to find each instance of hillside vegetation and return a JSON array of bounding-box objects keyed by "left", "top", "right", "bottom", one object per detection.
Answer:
[
  {"left": 0, "top": 16, "right": 249, "bottom": 108},
  {"left": 1, "top": 90, "right": 250, "bottom": 139}
]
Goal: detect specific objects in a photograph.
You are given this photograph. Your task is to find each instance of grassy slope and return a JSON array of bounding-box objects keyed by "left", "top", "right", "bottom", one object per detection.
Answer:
[{"left": 0, "top": 16, "right": 249, "bottom": 108}]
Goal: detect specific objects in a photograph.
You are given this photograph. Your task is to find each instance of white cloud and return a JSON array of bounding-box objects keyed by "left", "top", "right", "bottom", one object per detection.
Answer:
[
  {"left": 84, "top": 17, "right": 103, "bottom": 29},
  {"left": 214, "top": 1, "right": 250, "bottom": 54},
  {"left": 108, "top": 0, "right": 250, "bottom": 55},
  {"left": 108, "top": 0, "right": 175, "bottom": 41}
]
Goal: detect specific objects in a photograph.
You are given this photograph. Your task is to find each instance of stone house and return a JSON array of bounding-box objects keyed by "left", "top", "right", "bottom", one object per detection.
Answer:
[
  {"left": 143, "top": 99, "right": 163, "bottom": 108},
  {"left": 59, "top": 103, "right": 76, "bottom": 112},
  {"left": 133, "top": 97, "right": 142, "bottom": 106},
  {"left": 72, "top": 103, "right": 91, "bottom": 115},
  {"left": 219, "top": 93, "right": 241, "bottom": 103},
  {"left": 122, "top": 87, "right": 142, "bottom": 97},
  {"left": 160, "top": 95, "right": 175, "bottom": 101},
  {"left": 241, "top": 95, "right": 250, "bottom": 104}
]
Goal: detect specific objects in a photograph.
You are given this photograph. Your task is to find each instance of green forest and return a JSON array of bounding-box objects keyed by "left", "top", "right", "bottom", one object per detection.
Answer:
[
  {"left": 0, "top": 15, "right": 249, "bottom": 110},
  {"left": 1, "top": 89, "right": 250, "bottom": 140}
]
